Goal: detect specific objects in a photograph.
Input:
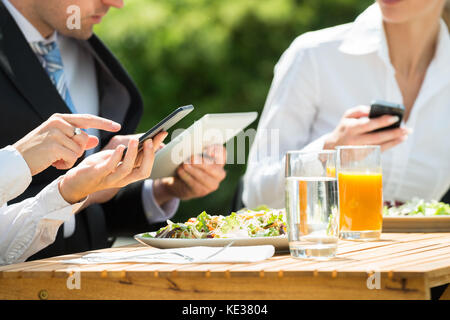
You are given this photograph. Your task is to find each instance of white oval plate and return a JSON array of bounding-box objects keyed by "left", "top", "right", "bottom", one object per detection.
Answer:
[{"left": 134, "top": 232, "right": 289, "bottom": 251}]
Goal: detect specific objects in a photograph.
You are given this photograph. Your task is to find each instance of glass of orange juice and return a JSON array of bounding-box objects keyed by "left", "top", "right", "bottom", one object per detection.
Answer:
[{"left": 336, "top": 146, "right": 383, "bottom": 241}]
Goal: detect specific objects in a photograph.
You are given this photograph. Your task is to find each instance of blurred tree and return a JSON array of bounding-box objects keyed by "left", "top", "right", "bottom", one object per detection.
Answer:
[{"left": 95, "top": 0, "right": 373, "bottom": 225}]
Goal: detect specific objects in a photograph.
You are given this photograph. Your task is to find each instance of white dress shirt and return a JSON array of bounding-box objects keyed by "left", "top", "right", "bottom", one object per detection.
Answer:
[
  {"left": 243, "top": 3, "right": 450, "bottom": 209},
  {"left": 3, "top": 0, "right": 179, "bottom": 238},
  {"left": 0, "top": 146, "right": 84, "bottom": 265}
]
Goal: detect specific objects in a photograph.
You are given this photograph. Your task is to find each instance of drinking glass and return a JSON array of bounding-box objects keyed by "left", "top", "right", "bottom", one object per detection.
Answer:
[
  {"left": 336, "top": 146, "right": 383, "bottom": 241},
  {"left": 285, "top": 150, "right": 339, "bottom": 259}
]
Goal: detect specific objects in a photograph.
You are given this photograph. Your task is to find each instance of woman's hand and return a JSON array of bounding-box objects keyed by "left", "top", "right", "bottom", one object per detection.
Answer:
[
  {"left": 80, "top": 132, "right": 167, "bottom": 205},
  {"left": 13, "top": 113, "right": 121, "bottom": 176},
  {"left": 58, "top": 133, "right": 166, "bottom": 204},
  {"left": 323, "top": 106, "right": 411, "bottom": 152}
]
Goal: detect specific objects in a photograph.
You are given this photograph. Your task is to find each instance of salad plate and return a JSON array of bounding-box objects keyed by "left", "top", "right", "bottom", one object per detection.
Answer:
[
  {"left": 382, "top": 199, "right": 450, "bottom": 233},
  {"left": 382, "top": 216, "right": 450, "bottom": 233},
  {"left": 134, "top": 206, "right": 289, "bottom": 251},
  {"left": 134, "top": 233, "right": 289, "bottom": 250}
]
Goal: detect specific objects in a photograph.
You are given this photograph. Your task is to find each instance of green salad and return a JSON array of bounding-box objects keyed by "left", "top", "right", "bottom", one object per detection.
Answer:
[
  {"left": 383, "top": 198, "right": 450, "bottom": 217},
  {"left": 142, "top": 206, "right": 287, "bottom": 239}
]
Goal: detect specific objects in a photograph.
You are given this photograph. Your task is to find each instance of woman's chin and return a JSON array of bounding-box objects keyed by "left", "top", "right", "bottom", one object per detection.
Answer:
[{"left": 378, "top": 0, "right": 445, "bottom": 24}]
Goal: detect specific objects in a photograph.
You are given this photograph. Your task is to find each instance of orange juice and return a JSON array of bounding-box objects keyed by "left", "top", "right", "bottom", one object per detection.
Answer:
[
  {"left": 299, "top": 180, "right": 308, "bottom": 234},
  {"left": 338, "top": 172, "right": 383, "bottom": 231},
  {"left": 326, "top": 167, "right": 336, "bottom": 178}
]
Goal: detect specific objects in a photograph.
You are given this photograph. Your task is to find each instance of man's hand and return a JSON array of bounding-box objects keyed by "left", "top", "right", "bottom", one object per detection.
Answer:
[
  {"left": 58, "top": 132, "right": 166, "bottom": 205},
  {"left": 323, "top": 106, "right": 411, "bottom": 152},
  {"left": 153, "top": 145, "right": 227, "bottom": 206},
  {"left": 13, "top": 113, "right": 121, "bottom": 176}
]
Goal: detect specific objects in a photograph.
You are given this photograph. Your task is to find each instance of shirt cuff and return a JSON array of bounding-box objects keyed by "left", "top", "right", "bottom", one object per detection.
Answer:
[
  {"left": 34, "top": 174, "right": 84, "bottom": 239},
  {"left": 141, "top": 179, "right": 179, "bottom": 223},
  {"left": 3, "top": 178, "right": 87, "bottom": 264},
  {"left": 36, "top": 177, "right": 87, "bottom": 221},
  {"left": 0, "top": 146, "right": 32, "bottom": 205}
]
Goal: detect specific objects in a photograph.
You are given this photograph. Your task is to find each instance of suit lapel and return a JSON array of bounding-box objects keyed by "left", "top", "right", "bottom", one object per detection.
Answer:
[
  {"left": 0, "top": 2, "right": 72, "bottom": 121},
  {"left": 86, "top": 35, "right": 143, "bottom": 141}
]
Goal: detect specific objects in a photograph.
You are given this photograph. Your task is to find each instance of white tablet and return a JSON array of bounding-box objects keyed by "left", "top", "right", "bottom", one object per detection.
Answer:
[{"left": 150, "top": 112, "right": 258, "bottom": 179}]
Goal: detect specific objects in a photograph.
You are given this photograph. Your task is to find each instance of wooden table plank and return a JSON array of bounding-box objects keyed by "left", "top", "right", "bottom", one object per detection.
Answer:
[
  {"left": 310, "top": 243, "right": 450, "bottom": 273},
  {"left": 0, "top": 233, "right": 448, "bottom": 300}
]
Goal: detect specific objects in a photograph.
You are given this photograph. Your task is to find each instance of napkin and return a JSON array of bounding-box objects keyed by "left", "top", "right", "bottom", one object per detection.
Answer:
[{"left": 61, "top": 245, "right": 275, "bottom": 264}]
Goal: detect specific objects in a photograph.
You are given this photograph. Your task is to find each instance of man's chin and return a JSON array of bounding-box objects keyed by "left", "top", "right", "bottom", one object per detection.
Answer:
[{"left": 59, "top": 26, "right": 94, "bottom": 40}]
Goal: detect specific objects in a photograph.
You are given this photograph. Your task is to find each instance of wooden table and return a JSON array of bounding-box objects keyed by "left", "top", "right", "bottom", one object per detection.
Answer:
[{"left": 0, "top": 233, "right": 449, "bottom": 300}]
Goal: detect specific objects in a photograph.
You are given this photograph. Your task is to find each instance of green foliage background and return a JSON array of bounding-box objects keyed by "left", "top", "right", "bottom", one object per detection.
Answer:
[{"left": 95, "top": 0, "right": 373, "bottom": 225}]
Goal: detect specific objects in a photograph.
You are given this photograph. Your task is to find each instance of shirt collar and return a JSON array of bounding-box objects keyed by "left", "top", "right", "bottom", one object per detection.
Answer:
[
  {"left": 432, "top": 19, "right": 450, "bottom": 74},
  {"left": 338, "top": 3, "right": 384, "bottom": 56},
  {"left": 2, "top": 0, "right": 57, "bottom": 44},
  {"left": 339, "top": 3, "right": 450, "bottom": 66},
  {"left": 413, "top": 19, "right": 450, "bottom": 108},
  {"left": 339, "top": 3, "right": 450, "bottom": 80}
]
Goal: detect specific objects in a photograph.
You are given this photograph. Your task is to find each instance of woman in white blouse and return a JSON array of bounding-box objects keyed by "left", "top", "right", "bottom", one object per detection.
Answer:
[
  {"left": 0, "top": 113, "right": 166, "bottom": 265},
  {"left": 243, "top": 0, "right": 450, "bottom": 209}
]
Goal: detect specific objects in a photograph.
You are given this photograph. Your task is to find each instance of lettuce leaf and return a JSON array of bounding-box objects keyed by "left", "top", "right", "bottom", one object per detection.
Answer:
[
  {"left": 219, "top": 212, "right": 240, "bottom": 234},
  {"left": 384, "top": 199, "right": 450, "bottom": 216},
  {"left": 196, "top": 211, "right": 211, "bottom": 233}
]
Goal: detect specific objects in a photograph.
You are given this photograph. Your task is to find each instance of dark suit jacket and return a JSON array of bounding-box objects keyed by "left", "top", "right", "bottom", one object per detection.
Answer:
[{"left": 0, "top": 3, "right": 159, "bottom": 259}]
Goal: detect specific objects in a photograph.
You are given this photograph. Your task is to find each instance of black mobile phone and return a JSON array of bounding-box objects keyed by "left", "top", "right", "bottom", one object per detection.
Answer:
[
  {"left": 123, "top": 104, "right": 194, "bottom": 156},
  {"left": 368, "top": 100, "right": 405, "bottom": 132}
]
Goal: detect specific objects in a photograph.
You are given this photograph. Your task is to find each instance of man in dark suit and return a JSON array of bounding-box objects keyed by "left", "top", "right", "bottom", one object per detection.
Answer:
[{"left": 0, "top": 0, "right": 227, "bottom": 259}]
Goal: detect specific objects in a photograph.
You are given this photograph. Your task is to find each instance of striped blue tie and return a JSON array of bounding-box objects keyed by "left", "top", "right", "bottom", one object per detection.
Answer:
[{"left": 30, "top": 41, "right": 77, "bottom": 114}]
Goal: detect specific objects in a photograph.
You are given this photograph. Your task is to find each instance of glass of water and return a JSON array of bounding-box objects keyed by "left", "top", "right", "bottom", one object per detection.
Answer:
[{"left": 285, "top": 150, "right": 339, "bottom": 259}]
